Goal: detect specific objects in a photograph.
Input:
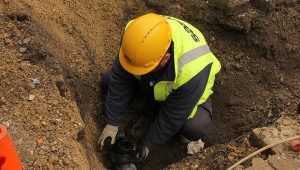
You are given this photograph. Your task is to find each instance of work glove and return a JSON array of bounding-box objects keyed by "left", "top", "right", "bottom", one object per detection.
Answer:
[{"left": 98, "top": 124, "right": 118, "bottom": 151}]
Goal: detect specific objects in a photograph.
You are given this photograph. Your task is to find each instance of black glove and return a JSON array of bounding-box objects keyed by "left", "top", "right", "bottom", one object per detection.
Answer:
[{"left": 135, "top": 142, "right": 149, "bottom": 162}]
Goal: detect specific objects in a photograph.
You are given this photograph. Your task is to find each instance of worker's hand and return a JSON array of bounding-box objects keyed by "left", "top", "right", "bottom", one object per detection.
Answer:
[{"left": 98, "top": 124, "right": 118, "bottom": 151}]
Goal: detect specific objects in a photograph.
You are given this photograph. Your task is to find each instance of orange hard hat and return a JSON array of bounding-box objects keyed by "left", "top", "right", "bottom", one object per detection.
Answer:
[{"left": 119, "top": 13, "right": 172, "bottom": 75}]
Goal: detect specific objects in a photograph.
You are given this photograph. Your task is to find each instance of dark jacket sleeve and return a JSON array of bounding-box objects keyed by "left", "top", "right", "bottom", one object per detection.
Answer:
[
  {"left": 143, "top": 64, "right": 212, "bottom": 151},
  {"left": 105, "top": 55, "right": 136, "bottom": 126}
]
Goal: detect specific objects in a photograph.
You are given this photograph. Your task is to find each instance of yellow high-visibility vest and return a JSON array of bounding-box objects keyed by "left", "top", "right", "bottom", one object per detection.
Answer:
[{"left": 129, "top": 16, "right": 221, "bottom": 119}]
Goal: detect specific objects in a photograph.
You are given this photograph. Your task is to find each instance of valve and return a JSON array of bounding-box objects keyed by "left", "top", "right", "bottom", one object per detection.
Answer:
[{"left": 105, "top": 131, "right": 139, "bottom": 170}]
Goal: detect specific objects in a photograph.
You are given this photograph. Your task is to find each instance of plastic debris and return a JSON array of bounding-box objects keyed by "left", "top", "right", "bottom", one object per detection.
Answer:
[
  {"left": 290, "top": 139, "right": 300, "bottom": 151},
  {"left": 30, "top": 78, "right": 40, "bottom": 85},
  {"left": 187, "top": 139, "right": 205, "bottom": 154}
]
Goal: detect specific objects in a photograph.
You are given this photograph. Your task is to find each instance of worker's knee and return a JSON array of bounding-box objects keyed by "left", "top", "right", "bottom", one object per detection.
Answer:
[{"left": 179, "top": 105, "right": 212, "bottom": 141}]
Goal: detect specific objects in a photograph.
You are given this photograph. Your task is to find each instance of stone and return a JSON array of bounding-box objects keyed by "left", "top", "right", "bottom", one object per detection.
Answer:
[
  {"left": 208, "top": 0, "right": 250, "bottom": 15},
  {"left": 28, "top": 94, "right": 35, "bottom": 101},
  {"left": 244, "top": 158, "right": 273, "bottom": 170},
  {"left": 19, "top": 47, "right": 27, "bottom": 53},
  {"left": 23, "top": 37, "right": 31, "bottom": 44},
  {"left": 37, "top": 139, "right": 43, "bottom": 146}
]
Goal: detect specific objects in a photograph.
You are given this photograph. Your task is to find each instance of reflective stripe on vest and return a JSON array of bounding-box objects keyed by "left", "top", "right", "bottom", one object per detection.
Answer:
[
  {"left": 166, "top": 44, "right": 211, "bottom": 93},
  {"left": 168, "top": 83, "right": 172, "bottom": 93}
]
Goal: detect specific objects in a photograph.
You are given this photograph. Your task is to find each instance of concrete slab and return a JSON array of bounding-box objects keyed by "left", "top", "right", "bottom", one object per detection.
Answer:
[
  {"left": 249, "top": 117, "right": 300, "bottom": 154},
  {"left": 244, "top": 158, "right": 273, "bottom": 170},
  {"left": 267, "top": 154, "right": 300, "bottom": 170},
  {"left": 245, "top": 116, "right": 300, "bottom": 169}
]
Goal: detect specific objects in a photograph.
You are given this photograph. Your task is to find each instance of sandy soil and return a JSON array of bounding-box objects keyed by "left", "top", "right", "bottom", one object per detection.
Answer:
[{"left": 0, "top": 0, "right": 299, "bottom": 169}]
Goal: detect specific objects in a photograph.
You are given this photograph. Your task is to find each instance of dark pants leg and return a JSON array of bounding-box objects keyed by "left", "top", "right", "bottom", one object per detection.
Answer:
[
  {"left": 179, "top": 97, "right": 213, "bottom": 141},
  {"left": 101, "top": 69, "right": 212, "bottom": 141},
  {"left": 99, "top": 69, "right": 112, "bottom": 95}
]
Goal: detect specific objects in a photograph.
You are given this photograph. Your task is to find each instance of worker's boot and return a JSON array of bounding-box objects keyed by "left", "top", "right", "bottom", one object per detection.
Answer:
[{"left": 127, "top": 93, "right": 161, "bottom": 140}]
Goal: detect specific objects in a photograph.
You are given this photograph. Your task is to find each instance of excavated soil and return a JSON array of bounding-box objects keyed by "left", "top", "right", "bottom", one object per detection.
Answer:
[{"left": 0, "top": 0, "right": 300, "bottom": 170}]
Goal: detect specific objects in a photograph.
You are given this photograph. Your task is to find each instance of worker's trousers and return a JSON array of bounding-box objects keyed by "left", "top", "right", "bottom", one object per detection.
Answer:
[{"left": 100, "top": 69, "right": 213, "bottom": 141}]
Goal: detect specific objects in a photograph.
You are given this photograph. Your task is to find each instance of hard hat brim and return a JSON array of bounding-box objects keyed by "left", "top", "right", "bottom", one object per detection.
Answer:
[{"left": 119, "top": 47, "right": 159, "bottom": 75}]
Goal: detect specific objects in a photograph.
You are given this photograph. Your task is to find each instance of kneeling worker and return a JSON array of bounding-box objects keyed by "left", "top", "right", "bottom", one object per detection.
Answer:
[{"left": 98, "top": 13, "right": 221, "bottom": 162}]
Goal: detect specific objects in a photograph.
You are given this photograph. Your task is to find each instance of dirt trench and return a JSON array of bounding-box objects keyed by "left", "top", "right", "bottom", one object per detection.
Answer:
[{"left": 0, "top": 0, "right": 300, "bottom": 170}]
